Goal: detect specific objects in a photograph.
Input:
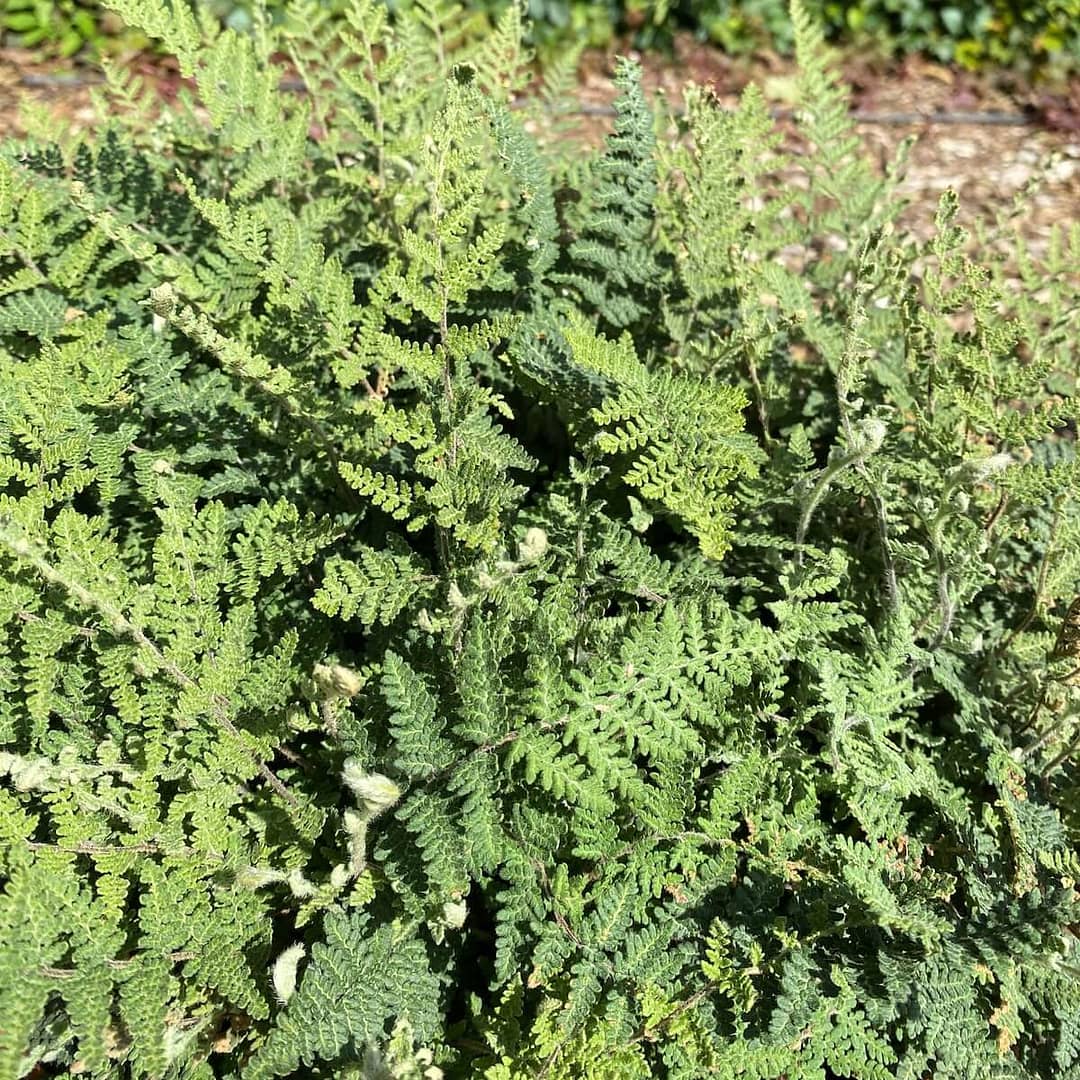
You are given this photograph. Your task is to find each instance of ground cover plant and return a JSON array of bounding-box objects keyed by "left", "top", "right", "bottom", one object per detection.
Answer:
[{"left": 1, "top": 0, "right": 1080, "bottom": 1076}]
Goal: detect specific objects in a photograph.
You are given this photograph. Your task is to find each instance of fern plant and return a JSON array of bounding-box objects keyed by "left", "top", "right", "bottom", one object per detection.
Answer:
[{"left": 1, "top": 1, "right": 1078, "bottom": 1078}]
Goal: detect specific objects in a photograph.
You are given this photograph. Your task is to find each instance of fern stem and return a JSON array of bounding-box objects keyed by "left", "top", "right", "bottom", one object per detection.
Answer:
[
  {"left": 746, "top": 350, "right": 773, "bottom": 448},
  {"left": 42, "top": 949, "right": 198, "bottom": 978},
  {"left": 572, "top": 458, "right": 594, "bottom": 666},
  {"left": 1042, "top": 715, "right": 1080, "bottom": 776},
  {"left": 795, "top": 440, "right": 874, "bottom": 567},
  {"left": 0, "top": 226, "right": 46, "bottom": 280},
  {"left": 1023, "top": 666, "right": 1080, "bottom": 762},
  {"left": 25, "top": 839, "right": 225, "bottom": 860},
  {"left": 921, "top": 505, "right": 957, "bottom": 654},
  {"left": 999, "top": 498, "right": 1063, "bottom": 654}
]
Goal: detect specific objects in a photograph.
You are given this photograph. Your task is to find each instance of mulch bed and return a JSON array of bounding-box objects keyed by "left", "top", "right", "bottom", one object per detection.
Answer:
[{"left": 3, "top": 36, "right": 1078, "bottom": 259}]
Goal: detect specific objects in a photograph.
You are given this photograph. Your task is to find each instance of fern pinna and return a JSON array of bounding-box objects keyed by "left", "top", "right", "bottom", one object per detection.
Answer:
[{"left": 1, "top": 0, "right": 1079, "bottom": 1077}]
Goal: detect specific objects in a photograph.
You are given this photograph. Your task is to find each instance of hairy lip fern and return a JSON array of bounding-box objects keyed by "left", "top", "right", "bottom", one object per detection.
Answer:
[{"left": 1, "top": 0, "right": 1079, "bottom": 1077}]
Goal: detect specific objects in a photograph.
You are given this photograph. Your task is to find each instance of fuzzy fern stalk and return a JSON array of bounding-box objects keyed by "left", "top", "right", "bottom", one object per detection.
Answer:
[{"left": 1, "top": 0, "right": 1079, "bottom": 1077}]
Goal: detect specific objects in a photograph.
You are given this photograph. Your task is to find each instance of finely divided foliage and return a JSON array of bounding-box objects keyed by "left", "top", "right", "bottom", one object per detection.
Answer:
[{"left": 1, "top": 0, "right": 1079, "bottom": 1076}]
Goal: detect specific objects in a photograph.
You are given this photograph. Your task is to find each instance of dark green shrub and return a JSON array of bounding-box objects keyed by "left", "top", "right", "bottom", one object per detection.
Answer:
[
  {"left": 1, "top": 1, "right": 1079, "bottom": 1076},
  {"left": 670, "top": 0, "right": 1080, "bottom": 67},
  {"left": 6, "top": 0, "right": 1080, "bottom": 69},
  {"left": 2, "top": 0, "right": 109, "bottom": 55}
]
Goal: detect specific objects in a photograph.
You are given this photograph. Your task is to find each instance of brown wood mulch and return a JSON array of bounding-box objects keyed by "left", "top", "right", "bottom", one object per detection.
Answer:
[{"left": 2, "top": 36, "right": 1078, "bottom": 260}]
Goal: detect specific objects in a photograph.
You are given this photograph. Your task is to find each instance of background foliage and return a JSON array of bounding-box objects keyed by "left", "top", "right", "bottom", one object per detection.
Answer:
[
  {"left": 1, "top": 0, "right": 1079, "bottom": 1077},
  {"left": 3, "top": 0, "right": 1079, "bottom": 69}
]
